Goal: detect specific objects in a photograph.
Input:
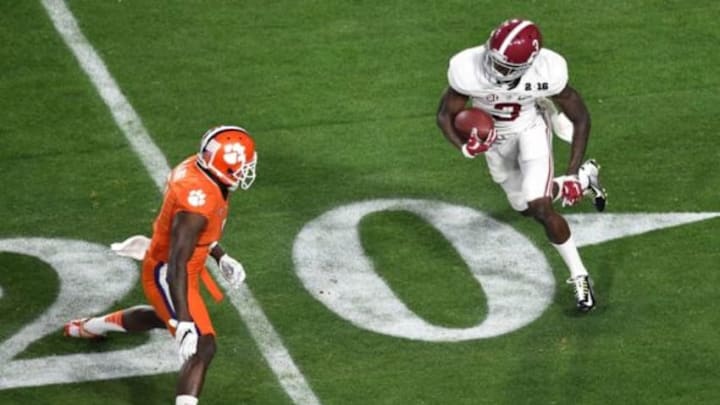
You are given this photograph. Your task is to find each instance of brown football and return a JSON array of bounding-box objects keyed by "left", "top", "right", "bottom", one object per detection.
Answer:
[{"left": 453, "top": 107, "right": 494, "bottom": 141}]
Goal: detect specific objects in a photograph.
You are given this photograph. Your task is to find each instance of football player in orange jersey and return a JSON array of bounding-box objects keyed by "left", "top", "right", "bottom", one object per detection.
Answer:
[{"left": 64, "top": 125, "right": 257, "bottom": 405}]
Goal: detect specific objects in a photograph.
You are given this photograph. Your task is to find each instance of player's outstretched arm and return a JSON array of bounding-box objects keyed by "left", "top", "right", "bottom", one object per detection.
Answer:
[{"left": 551, "top": 84, "right": 591, "bottom": 175}]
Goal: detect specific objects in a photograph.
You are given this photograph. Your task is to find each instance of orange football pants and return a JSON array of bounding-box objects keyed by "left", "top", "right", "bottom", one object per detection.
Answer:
[{"left": 142, "top": 256, "right": 217, "bottom": 336}]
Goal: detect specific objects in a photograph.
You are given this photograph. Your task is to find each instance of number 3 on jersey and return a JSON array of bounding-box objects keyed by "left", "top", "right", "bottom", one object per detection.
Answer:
[{"left": 492, "top": 102, "right": 521, "bottom": 121}]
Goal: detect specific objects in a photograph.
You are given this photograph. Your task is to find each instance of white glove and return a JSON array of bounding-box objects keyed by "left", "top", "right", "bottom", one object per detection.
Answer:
[
  {"left": 169, "top": 319, "right": 198, "bottom": 363},
  {"left": 219, "top": 254, "right": 246, "bottom": 288}
]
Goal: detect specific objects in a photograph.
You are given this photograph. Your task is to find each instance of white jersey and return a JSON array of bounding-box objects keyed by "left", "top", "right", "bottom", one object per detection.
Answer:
[{"left": 447, "top": 45, "right": 568, "bottom": 135}]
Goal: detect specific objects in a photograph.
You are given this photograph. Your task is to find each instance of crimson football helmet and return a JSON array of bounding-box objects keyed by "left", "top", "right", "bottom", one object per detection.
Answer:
[
  {"left": 483, "top": 19, "right": 542, "bottom": 83},
  {"left": 197, "top": 125, "right": 257, "bottom": 191}
]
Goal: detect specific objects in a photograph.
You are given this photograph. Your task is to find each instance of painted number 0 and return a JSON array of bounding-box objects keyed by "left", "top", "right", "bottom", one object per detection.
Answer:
[{"left": 293, "top": 199, "right": 555, "bottom": 341}]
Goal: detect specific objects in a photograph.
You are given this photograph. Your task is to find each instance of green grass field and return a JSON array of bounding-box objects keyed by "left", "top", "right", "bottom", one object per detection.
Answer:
[{"left": 2, "top": 1, "right": 720, "bottom": 404}]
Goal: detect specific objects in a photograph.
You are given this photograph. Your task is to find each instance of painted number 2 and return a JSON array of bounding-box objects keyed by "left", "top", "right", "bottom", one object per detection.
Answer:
[{"left": 0, "top": 238, "right": 179, "bottom": 390}]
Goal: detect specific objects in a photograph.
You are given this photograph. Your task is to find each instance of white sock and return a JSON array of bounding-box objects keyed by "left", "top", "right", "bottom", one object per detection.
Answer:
[
  {"left": 552, "top": 234, "right": 588, "bottom": 279},
  {"left": 176, "top": 395, "right": 198, "bottom": 405}
]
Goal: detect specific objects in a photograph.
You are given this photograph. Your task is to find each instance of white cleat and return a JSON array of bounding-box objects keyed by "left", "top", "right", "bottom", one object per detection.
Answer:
[
  {"left": 567, "top": 275, "right": 596, "bottom": 312},
  {"left": 579, "top": 159, "right": 607, "bottom": 212},
  {"left": 63, "top": 318, "right": 105, "bottom": 339}
]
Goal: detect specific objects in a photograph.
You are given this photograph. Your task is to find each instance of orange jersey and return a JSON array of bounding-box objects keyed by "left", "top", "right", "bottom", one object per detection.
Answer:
[
  {"left": 146, "top": 156, "right": 229, "bottom": 272},
  {"left": 142, "top": 156, "right": 229, "bottom": 335}
]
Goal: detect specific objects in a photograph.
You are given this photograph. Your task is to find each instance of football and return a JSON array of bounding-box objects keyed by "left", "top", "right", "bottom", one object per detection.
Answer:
[{"left": 454, "top": 107, "right": 494, "bottom": 141}]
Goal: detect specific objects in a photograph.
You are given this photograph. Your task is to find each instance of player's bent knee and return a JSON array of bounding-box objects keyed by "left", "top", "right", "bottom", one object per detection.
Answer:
[
  {"left": 506, "top": 194, "right": 528, "bottom": 212},
  {"left": 195, "top": 335, "right": 217, "bottom": 363},
  {"left": 526, "top": 198, "right": 555, "bottom": 221}
]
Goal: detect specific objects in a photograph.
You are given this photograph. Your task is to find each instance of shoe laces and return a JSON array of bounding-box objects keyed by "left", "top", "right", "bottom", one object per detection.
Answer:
[
  {"left": 579, "top": 160, "right": 600, "bottom": 187},
  {"left": 566, "top": 276, "right": 590, "bottom": 300}
]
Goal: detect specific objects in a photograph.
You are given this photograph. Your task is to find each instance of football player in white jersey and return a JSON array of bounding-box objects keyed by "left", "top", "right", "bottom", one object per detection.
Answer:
[{"left": 436, "top": 18, "right": 606, "bottom": 312}]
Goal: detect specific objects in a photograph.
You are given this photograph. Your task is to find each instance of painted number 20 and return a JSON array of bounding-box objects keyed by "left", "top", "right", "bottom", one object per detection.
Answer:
[{"left": 0, "top": 199, "right": 556, "bottom": 391}]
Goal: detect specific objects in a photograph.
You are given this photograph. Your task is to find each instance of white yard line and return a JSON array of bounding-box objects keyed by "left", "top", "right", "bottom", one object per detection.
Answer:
[
  {"left": 41, "top": 0, "right": 169, "bottom": 191},
  {"left": 41, "top": 1, "right": 321, "bottom": 404}
]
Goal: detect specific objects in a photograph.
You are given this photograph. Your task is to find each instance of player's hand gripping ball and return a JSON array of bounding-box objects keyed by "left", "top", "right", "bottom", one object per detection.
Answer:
[{"left": 454, "top": 108, "right": 497, "bottom": 158}]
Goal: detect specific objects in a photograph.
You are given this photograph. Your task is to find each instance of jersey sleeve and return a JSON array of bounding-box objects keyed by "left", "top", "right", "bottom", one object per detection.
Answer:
[
  {"left": 536, "top": 49, "right": 568, "bottom": 96},
  {"left": 447, "top": 47, "right": 482, "bottom": 95},
  {"left": 170, "top": 180, "right": 217, "bottom": 219}
]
